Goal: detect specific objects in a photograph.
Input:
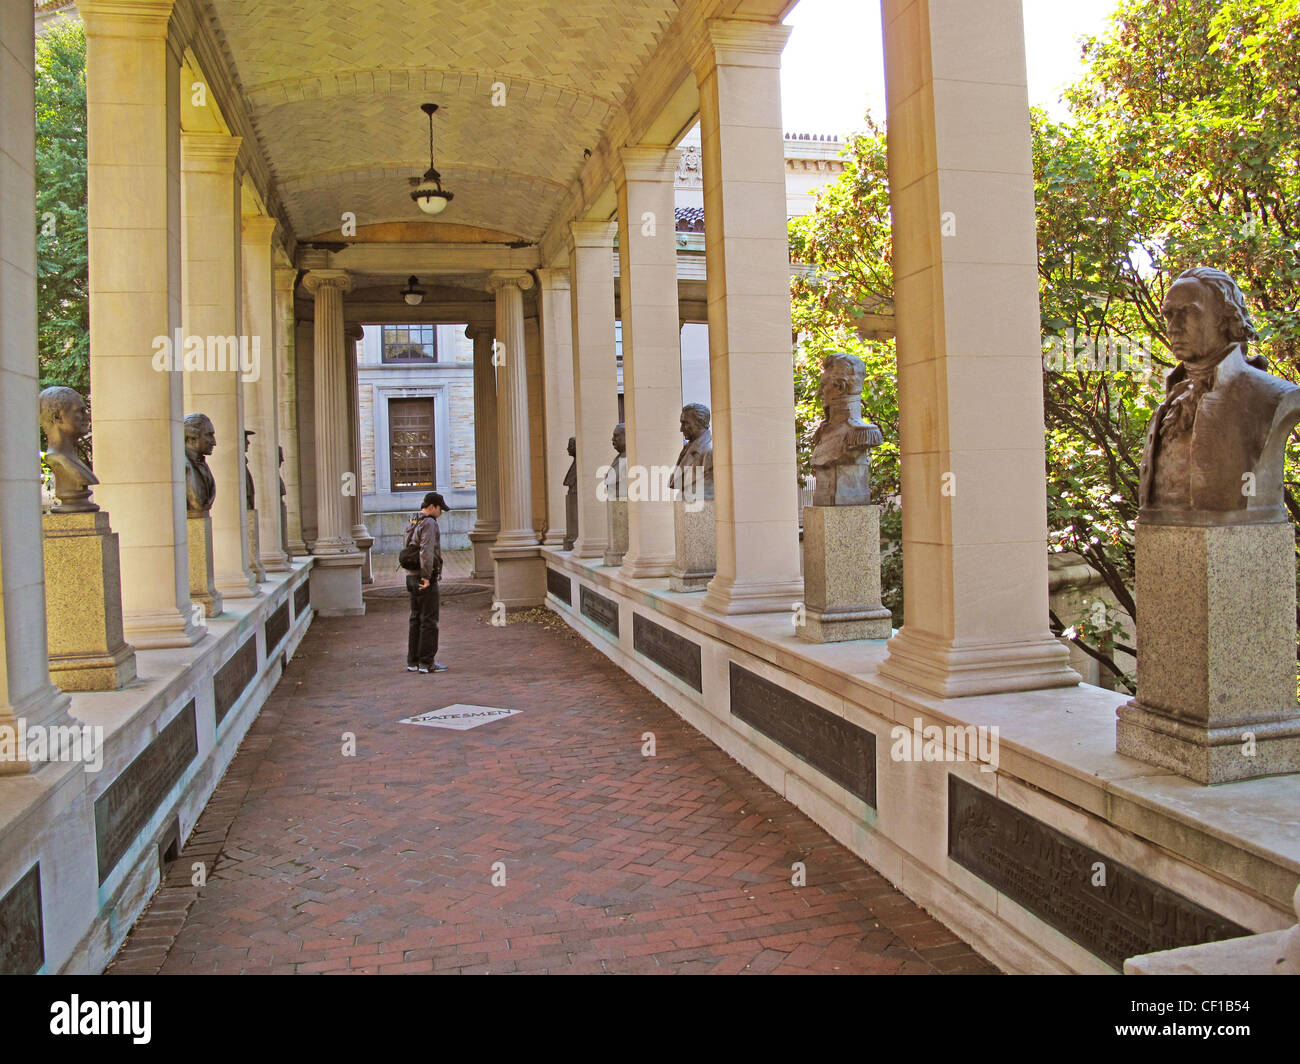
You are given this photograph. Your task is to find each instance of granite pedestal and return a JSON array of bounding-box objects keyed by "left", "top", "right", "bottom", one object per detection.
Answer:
[
  {"left": 669, "top": 496, "right": 714, "bottom": 593},
  {"left": 799, "top": 504, "right": 891, "bottom": 642},
  {"left": 188, "top": 512, "right": 223, "bottom": 619},
  {"left": 603, "top": 499, "right": 628, "bottom": 567},
  {"left": 246, "top": 508, "right": 265, "bottom": 582}
]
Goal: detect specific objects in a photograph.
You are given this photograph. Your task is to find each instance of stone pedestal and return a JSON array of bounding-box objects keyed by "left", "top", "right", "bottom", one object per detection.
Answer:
[
  {"left": 799, "top": 504, "right": 892, "bottom": 643},
  {"left": 469, "top": 529, "right": 498, "bottom": 580},
  {"left": 564, "top": 492, "right": 577, "bottom": 551},
  {"left": 669, "top": 497, "right": 715, "bottom": 593},
  {"left": 42, "top": 511, "right": 137, "bottom": 691},
  {"left": 246, "top": 509, "right": 265, "bottom": 582},
  {"left": 309, "top": 552, "right": 365, "bottom": 617},
  {"left": 1117, "top": 520, "right": 1300, "bottom": 783},
  {"left": 491, "top": 544, "right": 546, "bottom": 607},
  {"left": 188, "top": 513, "right": 223, "bottom": 620},
  {"left": 603, "top": 499, "right": 628, "bottom": 566}
]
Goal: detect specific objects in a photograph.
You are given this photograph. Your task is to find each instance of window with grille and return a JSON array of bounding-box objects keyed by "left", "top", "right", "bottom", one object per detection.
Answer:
[
  {"left": 382, "top": 324, "right": 437, "bottom": 363},
  {"left": 388, "top": 397, "right": 436, "bottom": 492}
]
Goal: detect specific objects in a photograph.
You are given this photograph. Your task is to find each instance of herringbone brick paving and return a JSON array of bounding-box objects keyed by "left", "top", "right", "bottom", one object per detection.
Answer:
[{"left": 109, "top": 580, "right": 997, "bottom": 975}]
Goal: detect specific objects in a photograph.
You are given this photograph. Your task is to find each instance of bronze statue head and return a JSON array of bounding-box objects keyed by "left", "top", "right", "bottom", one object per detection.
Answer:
[
  {"left": 39, "top": 385, "right": 90, "bottom": 450},
  {"left": 185, "top": 413, "right": 216, "bottom": 457},
  {"left": 1162, "top": 267, "right": 1258, "bottom": 370},
  {"left": 679, "top": 403, "right": 710, "bottom": 441}
]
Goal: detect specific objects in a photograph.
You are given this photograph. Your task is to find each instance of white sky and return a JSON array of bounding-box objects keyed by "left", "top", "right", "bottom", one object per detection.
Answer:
[{"left": 779, "top": 0, "right": 1122, "bottom": 135}]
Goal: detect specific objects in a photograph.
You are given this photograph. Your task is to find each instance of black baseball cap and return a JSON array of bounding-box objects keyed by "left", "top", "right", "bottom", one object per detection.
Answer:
[{"left": 422, "top": 491, "right": 450, "bottom": 510}]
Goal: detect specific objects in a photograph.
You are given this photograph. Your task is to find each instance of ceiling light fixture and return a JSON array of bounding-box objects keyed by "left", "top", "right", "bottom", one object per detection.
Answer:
[
  {"left": 402, "top": 275, "right": 425, "bottom": 306},
  {"left": 411, "top": 103, "right": 453, "bottom": 215}
]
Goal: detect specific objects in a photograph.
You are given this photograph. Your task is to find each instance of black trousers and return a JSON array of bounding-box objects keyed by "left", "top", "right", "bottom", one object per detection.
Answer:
[{"left": 406, "top": 575, "right": 440, "bottom": 667}]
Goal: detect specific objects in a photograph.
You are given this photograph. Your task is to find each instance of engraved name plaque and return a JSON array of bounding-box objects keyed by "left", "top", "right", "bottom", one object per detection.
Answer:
[
  {"left": 633, "top": 614, "right": 702, "bottom": 692},
  {"left": 214, "top": 638, "right": 258, "bottom": 726},
  {"left": 947, "top": 776, "right": 1250, "bottom": 969},
  {"left": 546, "top": 567, "right": 572, "bottom": 605},
  {"left": 0, "top": 864, "right": 43, "bottom": 974},
  {"left": 265, "top": 601, "right": 289, "bottom": 654},
  {"left": 94, "top": 702, "right": 198, "bottom": 883},
  {"left": 579, "top": 585, "right": 619, "bottom": 637},
  {"left": 293, "top": 579, "right": 309, "bottom": 618},
  {"left": 729, "top": 663, "right": 876, "bottom": 807}
]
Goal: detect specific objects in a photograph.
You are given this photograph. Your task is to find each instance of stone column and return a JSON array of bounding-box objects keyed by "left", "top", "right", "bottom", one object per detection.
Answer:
[
  {"left": 344, "top": 322, "right": 373, "bottom": 583},
  {"left": 616, "top": 146, "right": 684, "bottom": 578},
  {"left": 303, "top": 268, "right": 364, "bottom": 616},
  {"left": 875, "top": 0, "right": 1077, "bottom": 696},
  {"left": 487, "top": 271, "right": 545, "bottom": 605},
  {"left": 1, "top": 1, "right": 72, "bottom": 773},
  {"left": 275, "top": 266, "right": 306, "bottom": 556},
  {"left": 568, "top": 221, "right": 620, "bottom": 559},
  {"left": 536, "top": 268, "right": 575, "bottom": 548},
  {"left": 241, "top": 214, "right": 289, "bottom": 571},
  {"left": 691, "top": 20, "right": 804, "bottom": 615},
  {"left": 295, "top": 316, "right": 318, "bottom": 548},
  {"left": 82, "top": 0, "right": 202, "bottom": 648},
  {"left": 466, "top": 323, "right": 499, "bottom": 579},
  {"left": 181, "top": 130, "right": 258, "bottom": 601}
]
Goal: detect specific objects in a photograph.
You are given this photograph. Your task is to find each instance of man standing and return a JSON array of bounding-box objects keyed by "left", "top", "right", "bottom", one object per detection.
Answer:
[{"left": 405, "top": 491, "right": 448, "bottom": 673}]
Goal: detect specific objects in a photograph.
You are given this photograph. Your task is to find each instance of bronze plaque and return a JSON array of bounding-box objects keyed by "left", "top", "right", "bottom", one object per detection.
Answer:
[
  {"left": 214, "top": 638, "right": 258, "bottom": 725},
  {"left": 728, "top": 663, "right": 875, "bottom": 807},
  {"left": 0, "top": 864, "right": 43, "bottom": 974},
  {"left": 546, "top": 567, "right": 572, "bottom": 605},
  {"left": 265, "top": 602, "right": 289, "bottom": 653},
  {"left": 94, "top": 702, "right": 198, "bottom": 883},
  {"left": 947, "top": 776, "right": 1250, "bottom": 969},
  {"left": 579, "top": 585, "right": 619, "bottom": 637},
  {"left": 633, "top": 614, "right": 702, "bottom": 692},
  {"left": 293, "top": 579, "right": 309, "bottom": 618}
]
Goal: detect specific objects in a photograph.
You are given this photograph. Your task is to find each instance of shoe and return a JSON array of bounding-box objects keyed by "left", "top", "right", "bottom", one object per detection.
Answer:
[
  {"left": 418, "top": 666, "right": 430, "bottom": 674},
  {"left": 406, "top": 665, "right": 419, "bottom": 672},
  {"left": 430, "top": 662, "right": 448, "bottom": 673}
]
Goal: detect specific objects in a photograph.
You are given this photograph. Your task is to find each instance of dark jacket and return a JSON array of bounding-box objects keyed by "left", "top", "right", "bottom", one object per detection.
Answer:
[{"left": 404, "top": 513, "right": 442, "bottom": 582}]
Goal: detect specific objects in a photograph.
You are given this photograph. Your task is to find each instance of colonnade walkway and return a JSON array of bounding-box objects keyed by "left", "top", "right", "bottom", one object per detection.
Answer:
[{"left": 107, "top": 573, "right": 996, "bottom": 976}]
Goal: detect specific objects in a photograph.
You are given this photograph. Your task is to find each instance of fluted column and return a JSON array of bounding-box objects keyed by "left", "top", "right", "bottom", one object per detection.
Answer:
[
  {"left": 2, "top": 0, "right": 71, "bottom": 773},
  {"left": 616, "top": 146, "right": 683, "bottom": 577},
  {"left": 181, "top": 130, "right": 258, "bottom": 600},
  {"left": 275, "top": 266, "right": 306, "bottom": 555},
  {"left": 568, "top": 220, "right": 620, "bottom": 559},
  {"left": 344, "top": 321, "right": 373, "bottom": 583},
  {"left": 691, "top": 19, "right": 803, "bottom": 615},
  {"left": 295, "top": 316, "right": 318, "bottom": 547},
  {"left": 241, "top": 214, "right": 288, "bottom": 571},
  {"left": 537, "top": 268, "right": 575, "bottom": 548},
  {"left": 467, "top": 323, "right": 499, "bottom": 579},
  {"left": 487, "top": 271, "right": 546, "bottom": 605},
  {"left": 82, "top": 0, "right": 202, "bottom": 647}
]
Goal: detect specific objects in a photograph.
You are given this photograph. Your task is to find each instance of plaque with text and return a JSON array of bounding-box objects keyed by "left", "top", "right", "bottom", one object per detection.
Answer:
[
  {"left": 546, "top": 567, "right": 572, "bottom": 605},
  {"left": 633, "top": 614, "right": 702, "bottom": 692},
  {"left": 265, "top": 602, "right": 289, "bottom": 654},
  {"left": 0, "top": 863, "right": 43, "bottom": 974},
  {"left": 947, "top": 776, "right": 1250, "bottom": 969},
  {"left": 94, "top": 702, "right": 198, "bottom": 883},
  {"left": 729, "top": 663, "right": 875, "bottom": 807},
  {"left": 214, "top": 638, "right": 258, "bottom": 725},
  {"left": 580, "top": 585, "right": 619, "bottom": 637},
  {"left": 293, "top": 580, "right": 310, "bottom": 618}
]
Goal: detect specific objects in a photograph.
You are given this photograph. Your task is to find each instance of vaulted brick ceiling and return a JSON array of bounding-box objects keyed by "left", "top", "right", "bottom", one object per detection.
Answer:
[{"left": 203, "top": 0, "right": 684, "bottom": 243}]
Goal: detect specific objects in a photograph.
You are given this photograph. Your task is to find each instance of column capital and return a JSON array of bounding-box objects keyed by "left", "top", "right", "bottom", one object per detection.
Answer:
[
  {"left": 487, "top": 270, "right": 535, "bottom": 293},
  {"left": 535, "top": 267, "right": 571, "bottom": 291},
  {"left": 78, "top": 0, "right": 176, "bottom": 37},
  {"left": 690, "top": 18, "right": 792, "bottom": 80},
  {"left": 302, "top": 269, "right": 352, "bottom": 296},
  {"left": 344, "top": 322, "right": 364, "bottom": 343},
  {"left": 241, "top": 214, "right": 279, "bottom": 247},
  {"left": 181, "top": 131, "right": 242, "bottom": 173},
  {"left": 465, "top": 322, "right": 494, "bottom": 341},
  {"left": 273, "top": 265, "right": 298, "bottom": 293},
  {"left": 569, "top": 219, "right": 618, "bottom": 249},
  {"left": 617, "top": 145, "right": 680, "bottom": 185}
]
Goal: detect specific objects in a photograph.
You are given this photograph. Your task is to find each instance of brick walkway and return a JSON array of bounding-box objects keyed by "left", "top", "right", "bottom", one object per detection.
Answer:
[{"left": 108, "top": 579, "right": 997, "bottom": 975}]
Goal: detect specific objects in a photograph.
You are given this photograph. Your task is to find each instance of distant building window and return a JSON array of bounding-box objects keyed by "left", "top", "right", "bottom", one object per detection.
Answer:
[
  {"left": 388, "top": 397, "right": 436, "bottom": 492},
  {"left": 382, "top": 324, "right": 437, "bottom": 363}
]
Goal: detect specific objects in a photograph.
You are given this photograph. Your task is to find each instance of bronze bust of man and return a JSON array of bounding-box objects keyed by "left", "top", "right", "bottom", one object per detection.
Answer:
[
  {"left": 811, "top": 353, "right": 883, "bottom": 506},
  {"left": 39, "top": 385, "right": 99, "bottom": 513},
  {"left": 669, "top": 403, "right": 713, "bottom": 500},
  {"left": 1139, "top": 267, "right": 1300, "bottom": 523},
  {"left": 604, "top": 423, "right": 627, "bottom": 500},
  {"left": 185, "top": 413, "right": 218, "bottom": 514}
]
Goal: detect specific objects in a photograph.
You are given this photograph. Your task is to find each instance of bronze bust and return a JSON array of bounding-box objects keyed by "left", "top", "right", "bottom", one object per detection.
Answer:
[
  {"left": 185, "top": 413, "right": 217, "bottom": 514},
  {"left": 670, "top": 403, "right": 713, "bottom": 500},
  {"left": 1139, "top": 267, "right": 1300, "bottom": 524},
  {"left": 39, "top": 386, "right": 99, "bottom": 513},
  {"left": 604, "top": 423, "right": 627, "bottom": 500},
  {"left": 810, "top": 353, "right": 882, "bottom": 506}
]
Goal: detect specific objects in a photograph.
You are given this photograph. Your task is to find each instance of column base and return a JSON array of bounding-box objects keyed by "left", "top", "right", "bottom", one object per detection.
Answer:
[
  {"left": 0, "top": 683, "right": 73, "bottom": 777},
  {"left": 621, "top": 550, "right": 675, "bottom": 579},
  {"left": 469, "top": 527, "right": 499, "bottom": 580},
  {"left": 570, "top": 533, "right": 607, "bottom": 560},
  {"left": 353, "top": 530, "right": 374, "bottom": 585},
  {"left": 1117, "top": 700, "right": 1300, "bottom": 785},
  {"left": 701, "top": 574, "right": 805, "bottom": 616},
  {"left": 878, "top": 626, "right": 1080, "bottom": 698},
  {"left": 309, "top": 552, "right": 365, "bottom": 616},
  {"left": 490, "top": 543, "right": 546, "bottom": 606},
  {"left": 216, "top": 569, "right": 261, "bottom": 600},
  {"left": 261, "top": 551, "right": 292, "bottom": 573},
  {"left": 542, "top": 530, "right": 567, "bottom": 548},
  {"left": 124, "top": 607, "right": 207, "bottom": 650}
]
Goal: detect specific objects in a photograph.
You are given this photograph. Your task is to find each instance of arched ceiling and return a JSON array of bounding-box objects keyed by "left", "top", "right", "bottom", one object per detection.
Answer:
[{"left": 203, "top": 0, "right": 686, "bottom": 245}]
